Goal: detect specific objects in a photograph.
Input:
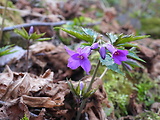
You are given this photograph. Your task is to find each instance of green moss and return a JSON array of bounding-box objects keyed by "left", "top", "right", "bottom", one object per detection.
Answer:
[
  {"left": 0, "top": 0, "right": 24, "bottom": 27},
  {"left": 135, "top": 111, "right": 160, "bottom": 120}
]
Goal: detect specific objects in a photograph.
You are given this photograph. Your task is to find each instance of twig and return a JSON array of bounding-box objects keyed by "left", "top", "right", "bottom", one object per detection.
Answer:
[
  {"left": 2, "top": 21, "right": 101, "bottom": 32},
  {"left": 99, "top": 67, "right": 108, "bottom": 79},
  {"left": 2, "top": 21, "right": 68, "bottom": 32}
]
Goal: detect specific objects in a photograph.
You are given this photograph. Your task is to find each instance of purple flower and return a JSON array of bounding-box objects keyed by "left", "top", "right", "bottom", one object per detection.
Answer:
[
  {"left": 80, "top": 81, "right": 84, "bottom": 90},
  {"left": 91, "top": 43, "right": 99, "bottom": 50},
  {"left": 99, "top": 47, "right": 106, "bottom": 59},
  {"left": 29, "top": 26, "right": 34, "bottom": 35},
  {"left": 106, "top": 44, "right": 128, "bottom": 65},
  {"left": 65, "top": 47, "right": 91, "bottom": 74}
]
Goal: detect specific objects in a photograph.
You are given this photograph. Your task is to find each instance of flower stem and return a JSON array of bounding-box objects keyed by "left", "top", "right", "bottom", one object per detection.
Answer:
[
  {"left": 75, "top": 60, "right": 100, "bottom": 120},
  {"left": 26, "top": 39, "right": 30, "bottom": 72},
  {"left": 86, "top": 60, "right": 100, "bottom": 92}
]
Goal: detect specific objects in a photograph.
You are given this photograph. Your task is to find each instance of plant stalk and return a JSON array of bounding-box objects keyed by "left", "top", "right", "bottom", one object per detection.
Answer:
[
  {"left": 75, "top": 60, "right": 100, "bottom": 120},
  {"left": 26, "top": 39, "right": 30, "bottom": 72}
]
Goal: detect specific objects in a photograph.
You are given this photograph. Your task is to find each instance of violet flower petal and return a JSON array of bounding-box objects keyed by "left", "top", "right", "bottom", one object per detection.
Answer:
[
  {"left": 112, "top": 50, "right": 128, "bottom": 64},
  {"left": 80, "top": 81, "right": 84, "bottom": 90},
  {"left": 118, "top": 50, "right": 128, "bottom": 56},
  {"left": 67, "top": 57, "right": 80, "bottom": 69},
  {"left": 65, "top": 46, "right": 77, "bottom": 56},
  {"left": 113, "top": 57, "right": 122, "bottom": 65},
  {"left": 71, "top": 53, "right": 81, "bottom": 60},
  {"left": 80, "top": 57, "right": 91, "bottom": 75},
  {"left": 99, "top": 47, "right": 106, "bottom": 59},
  {"left": 29, "top": 26, "right": 34, "bottom": 35},
  {"left": 106, "top": 44, "right": 117, "bottom": 53},
  {"left": 82, "top": 46, "right": 91, "bottom": 56},
  {"left": 91, "top": 43, "right": 99, "bottom": 50},
  {"left": 65, "top": 46, "right": 91, "bottom": 74}
]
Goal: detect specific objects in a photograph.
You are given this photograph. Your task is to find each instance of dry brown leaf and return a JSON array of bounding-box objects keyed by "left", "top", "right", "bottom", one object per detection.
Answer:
[
  {"left": 0, "top": 98, "right": 30, "bottom": 120},
  {"left": 84, "top": 77, "right": 109, "bottom": 120},
  {"left": 30, "top": 41, "right": 56, "bottom": 54},
  {"left": 38, "top": 81, "right": 70, "bottom": 106},
  {"left": 0, "top": 66, "right": 13, "bottom": 100},
  {"left": 128, "top": 93, "right": 144, "bottom": 116},
  {"left": 22, "top": 95, "right": 61, "bottom": 108},
  {"left": 0, "top": 67, "right": 53, "bottom": 101}
]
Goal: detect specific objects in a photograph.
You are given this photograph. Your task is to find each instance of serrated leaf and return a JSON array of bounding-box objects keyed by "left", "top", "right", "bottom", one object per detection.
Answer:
[
  {"left": 106, "top": 33, "right": 118, "bottom": 44},
  {"left": 81, "top": 27, "right": 98, "bottom": 42},
  {"left": 128, "top": 51, "right": 145, "bottom": 62},
  {"left": 54, "top": 26, "right": 98, "bottom": 43},
  {"left": 114, "top": 34, "right": 150, "bottom": 46},
  {"left": 100, "top": 54, "right": 124, "bottom": 75}
]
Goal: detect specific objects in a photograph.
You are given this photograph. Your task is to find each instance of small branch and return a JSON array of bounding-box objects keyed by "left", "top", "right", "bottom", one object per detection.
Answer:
[
  {"left": 2, "top": 21, "right": 68, "bottom": 32},
  {"left": 2, "top": 21, "right": 101, "bottom": 32},
  {"left": 99, "top": 67, "right": 108, "bottom": 79}
]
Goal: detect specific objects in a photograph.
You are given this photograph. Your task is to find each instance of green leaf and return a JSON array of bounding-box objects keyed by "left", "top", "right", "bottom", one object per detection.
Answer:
[
  {"left": 54, "top": 26, "right": 98, "bottom": 43},
  {"left": 122, "top": 63, "right": 133, "bottom": 77},
  {"left": 20, "top": 115, "right": 29, "bottom": 120},
  {"left": 0, "top": 45, "right": 17, "bottom": 57},
  {"left": 106, "top": 33, "right": 118, "bottom": 44},
  {"left": 124, "top": 59, "right": 142, "bottom": 68},
  {"left": 128, "top": 51, "right": 145, "bottom": 62},
  {"left": 81, "top": 27, "right": 98, "bottom": 43},
  {"left": 14, "top": 28, "right": 29, "bottom": 39},
  {"left": 35, "top": 38, "right": 51, "bottom": 42},
  {"left": 116, "top": 43, "right": 138, "bottom": 47},
  {"left": 100, "top": 54, "right": 124, "bottom": 75},
  {"left": 114, "top": 34, "right": 150, "bottom": 46},
  {"left": 67, "top": 80, "right": 77, "bottom": 96},
  {"left": 75, "top": 82, "right": 80, "bottom": 96},
  {"left": 29, "top": 32, "right": 45, "bottom": 40},
  {"left": 83, "top": 88, "right": 97, "bottom": 99}
]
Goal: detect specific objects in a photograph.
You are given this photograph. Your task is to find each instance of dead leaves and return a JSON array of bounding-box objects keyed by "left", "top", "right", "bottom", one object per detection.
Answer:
[
  {"left": 0, "top": 66, "right": 53, "bottom": 101},
  {"left": 0, "top": 67, "right": 109, "bottom": 119}
]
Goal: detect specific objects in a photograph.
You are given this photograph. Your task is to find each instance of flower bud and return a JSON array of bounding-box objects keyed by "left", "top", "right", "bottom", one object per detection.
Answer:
[
  {"left": 80, "top": 81, "right": 84, "bottom": 91},
  {"left": 99, "top": 47, "right": 106, "bottom": 59},
  {"left": 29, "top": 26, "right": 34, "bottom": 35},
  {"left": 91, "top": 43, "right": 99, "bottom": 50}
]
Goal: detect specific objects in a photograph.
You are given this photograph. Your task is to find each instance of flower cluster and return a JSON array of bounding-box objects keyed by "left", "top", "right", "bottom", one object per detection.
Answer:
[{"left": 65, "top": 43, "right": 128, "bottom": 74}]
